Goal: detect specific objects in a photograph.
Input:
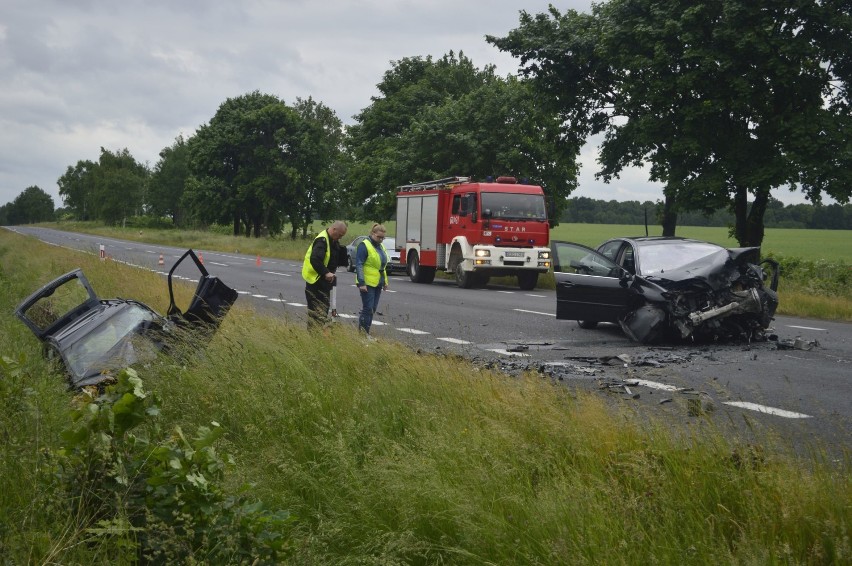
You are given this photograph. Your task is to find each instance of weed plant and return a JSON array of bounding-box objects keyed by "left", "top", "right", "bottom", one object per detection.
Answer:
[{"left": 1, "top": 230, "right": 849, "bottom": 564}]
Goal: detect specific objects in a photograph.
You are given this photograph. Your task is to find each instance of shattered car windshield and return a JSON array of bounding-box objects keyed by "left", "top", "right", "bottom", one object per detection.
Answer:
[
  {"left": 64, "top": 305, "right": 159, "bottom": 378},
  {"left": 638, "top": 242, "right": 723, "bottom": 275}
]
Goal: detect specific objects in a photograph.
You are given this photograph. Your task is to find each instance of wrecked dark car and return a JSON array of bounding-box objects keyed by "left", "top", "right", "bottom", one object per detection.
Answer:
[
  {"left": 15, "top": 249, "right": 238, "bottom": 388},
  {"left": 552, "top": 237, "right": 779, "bottom": 344}
]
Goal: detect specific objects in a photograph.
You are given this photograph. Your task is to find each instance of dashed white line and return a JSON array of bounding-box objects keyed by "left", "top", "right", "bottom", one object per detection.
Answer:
[
  {"left": 209, "top": 261, "right": 228, "bottom": 267},
  {"left": 513, "top": 308, "right": 555, "bottom": 317},
  {"left": 263, "top": 271, "right": 290, "bottom": 276},
  {"left": 286, "top": 302, "right": 307, "bottom": 307},
  {"left": 787, "top": 325, "right": 826, "bottom": 331},
  {"left": 397, "top": 328, "right": 429, "bottom": 334},
  {"left": 497, "top": 290, "right": 515, "bottom": 294},
  {"left": 251, "top": 294, "right": 268, "bottom": 298},
  {"left": 723, "top": 402, "right": 812, "bottom": 419},
  {"left": 525, "top": 294, "right": 546, "bottom": 298},
  {"left": 437, "top": 337, "right": 472, "bottom": 345},
  {"left": 486, "top": 348, "right": 530, "bottom": 357},
  {"left": 237, "top": 290, "right": 251, "bottom": 295},
  {"left": 266, "top": 298, "right": 285, "bottom": 303}
]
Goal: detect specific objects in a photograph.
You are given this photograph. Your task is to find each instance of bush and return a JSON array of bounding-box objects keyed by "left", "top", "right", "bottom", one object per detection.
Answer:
[{"left": 53, "top": 368, "right": 294, "bottom": 564}]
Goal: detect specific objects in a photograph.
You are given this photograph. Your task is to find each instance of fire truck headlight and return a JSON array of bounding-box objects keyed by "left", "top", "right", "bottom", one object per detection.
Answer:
[
  {"left": 474, "top": 249, "right": 491, "bottom": 257},
  {"left": 538, "top": 251, "right": 551, "bottom": 260},
  {"left": 538, "top": 261, "right": 551, "bottom": 268},
  {"left": 475, "top": 259, "right": 491, "bottom": 265}
]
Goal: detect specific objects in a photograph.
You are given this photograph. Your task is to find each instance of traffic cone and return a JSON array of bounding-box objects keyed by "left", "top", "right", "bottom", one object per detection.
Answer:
[
  {"left": 256, "top": 255, "right": 262, "bottom": 267},
  {"left": 198, "top": 252, "right": 204, "bottom": 264},
  {"left": 158, "top": 254, "right": 164, "bottom": 266}
]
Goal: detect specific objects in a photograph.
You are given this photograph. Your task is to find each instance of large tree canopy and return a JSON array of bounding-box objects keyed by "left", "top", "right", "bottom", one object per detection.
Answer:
[
  {"left": 3, "top": 186, "right": 54, "bottom": 225},
  {"left": 346, "top": 51, "right": 580, "bottom": 221},
  {"left": 186, "top": 91, "right": 343, "bottom": 237},
  {"left": 148, "top": 135, "right": 190, "bottom": 227},
  {"left": 490, "top": 0, "right": 851, "bottom": 246}
]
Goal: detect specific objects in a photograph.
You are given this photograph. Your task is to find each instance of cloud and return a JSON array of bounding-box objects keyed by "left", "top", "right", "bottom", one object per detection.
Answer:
[{"left": 0, "top": 0, "right": 816, "bottom": 210}]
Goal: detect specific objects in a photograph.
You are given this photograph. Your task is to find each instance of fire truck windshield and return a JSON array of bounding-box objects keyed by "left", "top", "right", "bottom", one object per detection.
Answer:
[{"left": 480, "top": 192, "right": 546, "bottom": 220}]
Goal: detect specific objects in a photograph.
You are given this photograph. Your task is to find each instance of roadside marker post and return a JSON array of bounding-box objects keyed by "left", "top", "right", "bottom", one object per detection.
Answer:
[{"left": 99, "top": 244, "right": 105, "bottom": 261}]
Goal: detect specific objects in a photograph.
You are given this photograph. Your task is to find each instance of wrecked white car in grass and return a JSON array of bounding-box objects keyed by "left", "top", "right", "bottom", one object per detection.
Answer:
[
  {"left": 15, "top": 249, "right": 238, "bottom": 388},
  {"left": 552, "top": 237, "right": 780, "bottom": 344}
]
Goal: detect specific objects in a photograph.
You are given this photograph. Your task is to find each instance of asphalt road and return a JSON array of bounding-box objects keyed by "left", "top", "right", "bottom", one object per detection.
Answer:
[{"left": 8, "top": 226, "right": 851, "bottom": 458}]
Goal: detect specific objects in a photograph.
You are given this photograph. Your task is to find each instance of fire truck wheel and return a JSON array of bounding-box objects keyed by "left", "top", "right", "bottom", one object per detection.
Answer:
[
  {"left": 517, "top": 271, "right": 539, "bottom": 290},
  {"left": 408, "top": 251, "right": 435, "bottom": 284},
  {"left": 455, "top": 263, "right": 475, "bottom": 289}
]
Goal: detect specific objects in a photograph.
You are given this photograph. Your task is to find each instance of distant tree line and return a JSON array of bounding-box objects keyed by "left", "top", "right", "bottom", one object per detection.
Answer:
[
  {"left": 1, "top": 0, "right": 849, "bottom": 247},
  {"left": 561, "top": 196, "right": 852, "bottom": 230}
]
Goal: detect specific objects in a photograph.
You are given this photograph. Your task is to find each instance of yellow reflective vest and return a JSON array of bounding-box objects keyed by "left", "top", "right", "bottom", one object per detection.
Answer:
[
  {"left": 302, "top": 231, "right": 331, "bottom": 283},
  {"left": 356, "top": 238, "right": 388, "bottom": 287}
]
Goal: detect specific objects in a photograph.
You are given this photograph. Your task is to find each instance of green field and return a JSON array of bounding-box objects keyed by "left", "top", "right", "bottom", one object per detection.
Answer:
[{"left": 548, "top": 224, "right": 852, "bottom": 262}]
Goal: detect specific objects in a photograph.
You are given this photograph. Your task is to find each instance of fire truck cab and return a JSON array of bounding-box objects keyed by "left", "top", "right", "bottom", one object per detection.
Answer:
[{"left": 395, "top": 176, "right": 552, "bottom": 290}]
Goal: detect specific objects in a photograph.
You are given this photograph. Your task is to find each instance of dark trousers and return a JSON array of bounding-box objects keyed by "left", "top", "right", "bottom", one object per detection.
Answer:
[{"left": 305, "top": 280, "right": 331, "bottom": 329}]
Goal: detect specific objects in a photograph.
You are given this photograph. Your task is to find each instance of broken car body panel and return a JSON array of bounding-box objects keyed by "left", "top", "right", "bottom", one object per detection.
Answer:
[
  {"left": 15, "top": 249, "right": 238, "bottom": 388},
  {"left": 553, "top": 237, "right": 779, "bottom": 344}
]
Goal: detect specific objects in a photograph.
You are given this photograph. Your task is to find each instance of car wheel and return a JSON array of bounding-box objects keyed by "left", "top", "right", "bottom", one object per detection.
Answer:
[{"left": 577, "top": 320, "right": 598, "bottom": 329}]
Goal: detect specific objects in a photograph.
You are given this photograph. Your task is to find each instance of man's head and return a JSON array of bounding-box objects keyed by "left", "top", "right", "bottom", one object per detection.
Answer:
[{"left": 327, "top": 221, "right": 348, "bottom": 241}]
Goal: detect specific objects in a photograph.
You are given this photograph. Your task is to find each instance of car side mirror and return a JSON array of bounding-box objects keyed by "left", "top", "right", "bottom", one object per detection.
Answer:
[
  {"left": 471, "top": 209, "right": 478, "bottom": 223},
  {"left": 619, "top": 270, "right": 633, "bottom": 287}
]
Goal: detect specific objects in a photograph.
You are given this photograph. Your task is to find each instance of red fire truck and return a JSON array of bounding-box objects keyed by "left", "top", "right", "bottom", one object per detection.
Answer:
[{"left": 395, "top": 176, "right": 551, "bottom": 290}]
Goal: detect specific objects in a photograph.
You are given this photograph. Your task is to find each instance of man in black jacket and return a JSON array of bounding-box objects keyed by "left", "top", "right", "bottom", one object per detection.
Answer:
[{"left": 301, "top": 221, "right": 347, "bottom": 329}]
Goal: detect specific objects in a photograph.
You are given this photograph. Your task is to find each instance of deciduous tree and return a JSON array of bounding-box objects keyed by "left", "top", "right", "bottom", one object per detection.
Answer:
[{"left": 490, "top": 0, "right": 851, "bottom": 246}]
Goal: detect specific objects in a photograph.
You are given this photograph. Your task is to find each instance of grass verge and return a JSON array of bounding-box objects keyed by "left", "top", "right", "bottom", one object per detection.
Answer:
[{"left": 1, "top": 229, "right": 849, "bottom": 563}]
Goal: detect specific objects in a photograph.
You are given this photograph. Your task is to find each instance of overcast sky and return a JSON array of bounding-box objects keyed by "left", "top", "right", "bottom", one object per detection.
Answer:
[{"left": 1, "top": 0, "right": 812, "bottom": 211}]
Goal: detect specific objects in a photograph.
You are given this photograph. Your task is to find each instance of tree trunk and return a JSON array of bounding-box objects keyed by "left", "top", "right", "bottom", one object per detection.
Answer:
[
  {"left": 232, "top": 213, "right": 241, "bottom": 237},
  {"left": 660, "top": 188, "right": 678, "bottom": 237},
  {"left": 743, "top": 187, "right": 770, "bottom": 247},
  {"left": 732, "top": 184, "right": 748, "bottom": 246}
]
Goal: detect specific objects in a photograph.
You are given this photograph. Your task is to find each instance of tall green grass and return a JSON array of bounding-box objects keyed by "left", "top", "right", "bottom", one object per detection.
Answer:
[{"left": 2, "top": 230, "right": 849, "bottom": 564}]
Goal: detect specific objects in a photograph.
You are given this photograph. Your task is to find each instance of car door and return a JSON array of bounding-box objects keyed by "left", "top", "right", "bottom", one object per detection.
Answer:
[{"left": 551, "top": 241, "right": 632, "bottom": 323}]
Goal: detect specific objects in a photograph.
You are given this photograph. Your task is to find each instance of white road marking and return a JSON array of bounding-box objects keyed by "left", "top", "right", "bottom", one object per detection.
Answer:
[
  {"left": 337, "top": 313, "right": 357, "bottom": 319},
  {"left": 437, "top": 337, "right": 472, "bottom": 345},
  {"left": 513, "top": 308, "right": 556, "bottom": 317},
  {"left": 486, "top": 348, "right": 530, "bottom": 357},
  {"left": 497, "top": 290, "right": 515, "bottom": 294},
  {"left": 264, "top": 271, "right": 290, "bottom": 276},
  {"left": 723, "top": 402, "right": 812, "bottom": 419},
  {"left": 525, "top": 294, "right": 546, "bottom": 298},
  {"left": 251, "top": 294, "right": 268, "bottom": 298},
  {"left": 371, "top": 321, "right": 387, "bottom": 326},
  {"left": 631, "top": 379, "right": 684, "bottom": 392},
  {"left": 237, "top": 290, "right": 251, "bottom": 295},
  {"left": 398, "top": 328, "right": 429, "bottom": 334},
  {"left": 787, "top": 325, "right": 826, "bottom": 331},
  {"left": 209, "top": 261, "right": 228, "bottom": 267},
  {"left": 267, "top": 298, "right": 285, "bottom": 303},
  {"left": 286, "top": 302, "right": 307, "bottom": 307}
]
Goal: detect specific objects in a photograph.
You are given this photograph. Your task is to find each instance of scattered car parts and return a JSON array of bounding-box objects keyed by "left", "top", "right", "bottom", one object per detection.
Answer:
[{"left": 15, "top": 249, "right": 238, "bottom": 388}]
